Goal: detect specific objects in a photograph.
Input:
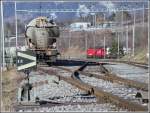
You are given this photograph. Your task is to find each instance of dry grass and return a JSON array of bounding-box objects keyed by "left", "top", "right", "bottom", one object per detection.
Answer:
[
  {"left": 122, "top": 48, "right": 148, "bottom": 64},
  {"left": 1, "top": 69, "right": 24, "bottom": 112}
]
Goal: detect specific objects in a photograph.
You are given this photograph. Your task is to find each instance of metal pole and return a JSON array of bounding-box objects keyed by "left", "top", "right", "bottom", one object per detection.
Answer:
[
  {"left": 143, "top": 5, "right": 145, "bottom": 27},
  {"left": 85, "top": 31, "right": 87, "bottom": 52},
  {"left": 94, "top": 31, "right": 96, "bottom": 59},
  {"left": 27, "top": 76, "right": 30, "bottom": 101},
  {"left": 3, "top": 1, "right": 148, "bottom": 3},
  {"left": 103, "top": 13, "right": 105, "bottom": 22},
  {"left": 68, "top": 30, "right": 71, "bottom": 59},
  {"left": 1, "top": 1, "right": 5, "bottom": 69},
  {"left": 132, "top": 26, "right": 135, "bottom": 57},
  {"left": 1, "top": 2, "right": 3, "bottom": 68},
  {"left": 1, "top": 1, "right": 4, "bottom": 110},
  {"left": 14, "top": 8, "right": 150, "bottom": 13},
  {"left": 69, "top": 31, "right": 71, "bottom": 49},
  {"left": 103, "top": 13, "right": 106, "bottom": 59},
  {"left": 95, "top": 14, "right": 96, "bottom": 27},
  {"left": 15, "top": 2, "right": 18, "bottom": 49},
  {"left": 126, "top": 26, "right": 128, "bottom": 55},
  {"left": 104, "top": 36, "right": 105, "bottom": 59},
  {"left": 121, "top": 9, "right": 124, "bottom": 51},
  {"left": 118, "top": 32, "right": 120, "bottom": 59},
  {"left": 132, "top": 10, "right": 135, "bottom": 56},
  {"left": 93, "top": 15, "right": 94, "bottom": 27},
  {"left": 148, "top": 2, "right": 149, "bottom": 63}
]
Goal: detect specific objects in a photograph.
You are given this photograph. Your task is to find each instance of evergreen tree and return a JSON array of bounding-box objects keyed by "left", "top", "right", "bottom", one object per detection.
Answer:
[{"left": 109, "top": 39, "right": 124, "bottom": 58}]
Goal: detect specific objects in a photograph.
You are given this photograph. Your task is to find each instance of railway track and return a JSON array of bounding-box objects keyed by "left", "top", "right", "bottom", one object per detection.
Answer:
[
  {"left": 14, "top": 66, "right": 99, "bottom": 111},
  {"left": 14, "top": 59, "right": 148, "bottom": 111},
  {"left": 59, "top": 58, "right": 148, "bottom": 69},
  {"left": 38, "top": 66, "right": 148, "bottom": 111},
  {"left": 53, "top": 64, "right": 148, "bottom": 91},
  {"left": 101, "top": 59, "right": 148, "bottom": 69}
]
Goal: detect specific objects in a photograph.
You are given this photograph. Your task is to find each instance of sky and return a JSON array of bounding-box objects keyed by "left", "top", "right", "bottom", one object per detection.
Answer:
[{"left": 2, "top": 1, "right": 149, "bottom": 23}]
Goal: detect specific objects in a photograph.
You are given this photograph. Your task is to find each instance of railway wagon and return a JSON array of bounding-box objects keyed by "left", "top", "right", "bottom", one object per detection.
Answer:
[{"left": 25, "top": 17, "right": 60, "bottom": 63}]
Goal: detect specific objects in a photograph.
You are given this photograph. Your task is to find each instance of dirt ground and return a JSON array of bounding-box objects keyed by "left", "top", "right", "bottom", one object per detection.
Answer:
[
  {"left": 1, "top": 69, "right": 25, "bottom": 112},
  {"left": 61, "top": 46, "right": 86, "bottom": 59}
]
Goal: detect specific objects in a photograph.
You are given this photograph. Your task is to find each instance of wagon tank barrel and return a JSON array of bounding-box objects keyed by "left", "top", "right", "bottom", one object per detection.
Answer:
[{"left": 25, "top": 16, "right": 60, "bottom": 63}]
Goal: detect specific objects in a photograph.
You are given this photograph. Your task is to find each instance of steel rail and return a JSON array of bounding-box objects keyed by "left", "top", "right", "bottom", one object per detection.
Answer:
[
  {"left": 100, "top": 59, "right": 149, "bottom": 69},
  {"left": 59, "top": 58, "right": 148, "bottom": 69},
  {"left": 14, "top": 101, "right": 96, "bottom": 111},
  {"left": 53, "top": 66, "right": 148, "bottom": 91},
  {"left": 80, "top": 71, "right": 148, "bottom": 91}
]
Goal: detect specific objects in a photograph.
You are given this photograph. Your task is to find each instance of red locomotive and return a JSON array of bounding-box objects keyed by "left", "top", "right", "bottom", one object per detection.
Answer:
[
  {"left": 87, "top": 47, "right": 106, "bottom": 58},
  {"left": 87, "top": 48, "right": 96, "bottom": 58}
]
